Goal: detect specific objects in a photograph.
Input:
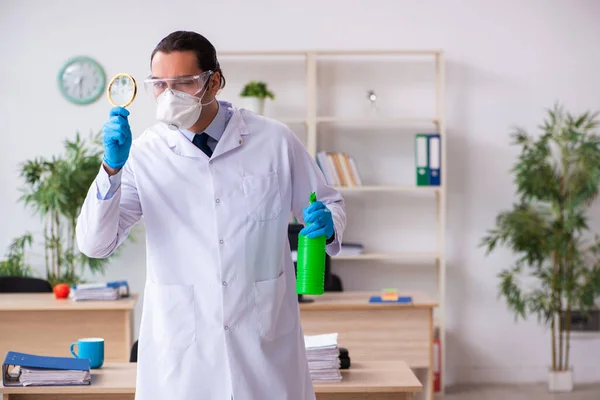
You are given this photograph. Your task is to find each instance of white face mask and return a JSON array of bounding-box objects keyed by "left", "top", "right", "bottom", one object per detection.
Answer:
[{"left": 156, "top": 89, "right": 202, "bottom": 131}]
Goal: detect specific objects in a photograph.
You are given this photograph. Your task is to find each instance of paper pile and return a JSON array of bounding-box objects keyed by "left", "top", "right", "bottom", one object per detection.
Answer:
[
  {"left": 17, "top": 366, "right": 91, "bottom": 386},
  {"left": 304, "top": 333, "right": 342, "bottom": 382},
  {"left": 339, "top": 243, "right": 364, "bottom": 256},
  {"left": 71, "top": 281, "right": 129, "bottom": 301}
]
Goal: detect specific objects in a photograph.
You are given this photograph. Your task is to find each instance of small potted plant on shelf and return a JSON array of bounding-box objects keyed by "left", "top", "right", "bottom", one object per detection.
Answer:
[
  {"left": 240, "top": 81, "right": 275, "bottom": 115},
  {"left": 480, "top": 103, "right": 600, "bottom": 392}
]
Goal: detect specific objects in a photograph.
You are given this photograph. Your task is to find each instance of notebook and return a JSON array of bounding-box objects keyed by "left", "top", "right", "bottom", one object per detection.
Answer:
[{"left": 2, "top": 352, "right": 91, "bottom": 387}]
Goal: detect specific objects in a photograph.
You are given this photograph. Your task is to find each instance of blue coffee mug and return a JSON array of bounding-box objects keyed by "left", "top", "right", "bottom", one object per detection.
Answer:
[{"left": 70, "top": 338, "right": 104, "bottom": 369}]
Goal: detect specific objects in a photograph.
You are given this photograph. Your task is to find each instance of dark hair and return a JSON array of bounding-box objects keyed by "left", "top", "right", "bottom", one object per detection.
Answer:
[{"left": 151, "top": 31, "right": 226, "bottom": 89}]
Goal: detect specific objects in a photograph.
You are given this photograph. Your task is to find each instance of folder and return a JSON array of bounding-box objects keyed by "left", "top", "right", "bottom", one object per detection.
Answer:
[
  {"left": 415, "top": 134, "right": 429, "bottom": 186},
  {"left": 428, "top": 134, "right": 441, "bottom": 186},
  {"left": 369, "top": 296, "right": 412, "bottom": 304},
  {"left": 2, "top": 351, "right": 91, "bottom": 387}
]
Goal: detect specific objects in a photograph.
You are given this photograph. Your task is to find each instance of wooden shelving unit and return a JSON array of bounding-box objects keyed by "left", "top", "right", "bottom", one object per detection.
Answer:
[
  {"left": 332, "top": 252, "right": 440, "bottom": 261},
  {"left": 219, "top": 50, "right": 446, "bottom": 399}
]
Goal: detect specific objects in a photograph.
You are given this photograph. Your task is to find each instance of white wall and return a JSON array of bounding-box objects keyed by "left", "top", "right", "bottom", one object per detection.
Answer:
[{"left": 2, "top": 0, "right": 600, "bottom": 387}]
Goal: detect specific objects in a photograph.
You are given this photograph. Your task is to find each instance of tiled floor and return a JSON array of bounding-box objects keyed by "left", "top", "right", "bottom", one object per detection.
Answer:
[{"left": 444, "top": 384, "right": 600, "bottom": 399}]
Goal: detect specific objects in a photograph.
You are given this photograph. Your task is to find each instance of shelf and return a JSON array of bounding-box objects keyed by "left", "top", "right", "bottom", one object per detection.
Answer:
[
  {"left": 333, "top": 185, "right": 440, "bottom": 193},
  {"left": 316, "top": 49, "right": 442, "bottom": 56},
  {"left": 332, "top": 252, "right": 439, "bottom": 261},
  {"left": 278, "top": 118, "right": 307, "bottom": 124},
  {"left": 316, "top": 116, "right": 439, "bottom": 125},
  {"left": 218, "top": 50, "right": 442, "bottom": 56}
]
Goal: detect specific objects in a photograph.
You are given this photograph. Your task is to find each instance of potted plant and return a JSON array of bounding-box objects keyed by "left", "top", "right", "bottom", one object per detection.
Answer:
[
  {"left": 9, "top": 132, "right": 132, "bottom": 286},
  {"left": 240, "top": 81, "right": 275, "bottom": 115},
  {"left": 481, "top": 104, "right": 600, "bottom": 392}
]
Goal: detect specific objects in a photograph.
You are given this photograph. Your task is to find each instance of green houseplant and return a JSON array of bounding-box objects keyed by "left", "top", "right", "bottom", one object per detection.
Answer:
[
  {"left": 240, "top": 81, "right": 275, "bottom": 115},
  {"left": 0, "top": 233, "right": 34, "bottom": 277},
  {"left": 12, "top": 132, "right": 130, "bottom": 286},
  {"left": 481, "top": 104, "right": 600, "bottom": 392}
]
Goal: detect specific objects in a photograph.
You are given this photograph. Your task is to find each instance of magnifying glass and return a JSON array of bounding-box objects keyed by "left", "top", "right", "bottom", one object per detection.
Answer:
[{"left": 107, "top": 73, "right": 137, "bottom": 108}]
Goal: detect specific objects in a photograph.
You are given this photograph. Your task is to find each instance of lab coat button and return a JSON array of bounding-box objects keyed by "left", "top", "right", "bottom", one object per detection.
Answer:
[
  {"left": 219, "top": 239, "right": 224, "bottom": 244},
  {"left": 224, "top": 326, "right": 229, "bottom": 331},
  {"left": 209, "top": 160, "right": 213, "bottom": 164},
  {"left": 222, "top": 281, "right": 227, "bottom": 287},
  {"left": 215, "top": 198, "right": 220, "bottom": 203}
]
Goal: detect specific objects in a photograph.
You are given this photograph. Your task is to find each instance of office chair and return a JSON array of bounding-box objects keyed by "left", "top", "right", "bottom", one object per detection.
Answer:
[
  {"left": 130, "top": 340, "right": 138, "bottom": 362},
  {"left": 0, "top": 276, "right": 52, "bottom": 293}
]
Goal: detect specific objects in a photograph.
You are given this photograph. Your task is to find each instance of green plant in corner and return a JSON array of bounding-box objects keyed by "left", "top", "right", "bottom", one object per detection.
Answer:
[
  {"left": 240, "top": 81, "right": 275, "bottom": 100},
  {"left": 480, "top": 103, "right": 600, "bottom": 375},
  {"left": 17, "top": 132, "right": 132, "bottom": 286},
  {"left": 0, "top": 233, "right": 34, "bottom": 277}
]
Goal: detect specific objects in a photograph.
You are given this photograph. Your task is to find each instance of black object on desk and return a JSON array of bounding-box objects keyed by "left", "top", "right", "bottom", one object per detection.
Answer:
[{"left": 339, "top": 347, "right": 351, "bottom": 369}]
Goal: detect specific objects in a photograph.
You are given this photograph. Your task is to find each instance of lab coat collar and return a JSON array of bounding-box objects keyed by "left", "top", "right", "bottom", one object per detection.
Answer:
[{"left": 211, "top": 106, "right": 250, "bottom": 160}]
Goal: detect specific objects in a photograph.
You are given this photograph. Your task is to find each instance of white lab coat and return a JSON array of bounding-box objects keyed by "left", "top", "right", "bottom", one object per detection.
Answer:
[{"left": 76, "top": 102, "right": 346, "bottom": 400}]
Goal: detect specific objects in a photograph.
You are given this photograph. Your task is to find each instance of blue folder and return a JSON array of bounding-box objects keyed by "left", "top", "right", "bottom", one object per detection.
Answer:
[
  {"left": 369, "top": 296, "right": 412, "bottom": 304},
  {"left": 2, "top": 351, "right": 90, "bottom": 387},
  {"left": 428, "top": 133, "right": 441, "bottom": 186}
]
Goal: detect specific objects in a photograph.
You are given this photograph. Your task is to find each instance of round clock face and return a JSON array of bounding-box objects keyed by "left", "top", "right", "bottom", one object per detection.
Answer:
[{"left": 58, "top": 56, "right": 106, "bottom": 105}]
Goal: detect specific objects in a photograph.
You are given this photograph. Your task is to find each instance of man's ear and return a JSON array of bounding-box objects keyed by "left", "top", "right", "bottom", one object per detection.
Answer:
[{"left": 209, "top": 72, "right": 221, "bottom": 96}]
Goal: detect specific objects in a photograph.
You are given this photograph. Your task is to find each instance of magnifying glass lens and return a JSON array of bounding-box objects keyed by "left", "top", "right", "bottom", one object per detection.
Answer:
[{"left": 107, "top": 73, "right": 137, "bottom": 108}]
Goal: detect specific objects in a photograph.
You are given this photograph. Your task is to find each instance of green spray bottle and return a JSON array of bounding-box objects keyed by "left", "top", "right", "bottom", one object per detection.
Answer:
[{"left": 296, "top": 192, "right": 327, "bottom": 295}]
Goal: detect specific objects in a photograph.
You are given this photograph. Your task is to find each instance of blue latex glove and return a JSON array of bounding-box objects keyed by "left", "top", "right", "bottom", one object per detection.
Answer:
[
  {"left": 102, "top": 106, "right": 132, "bottom": 169},
  {"left": 300, "top": 201, "right": 335, "bottom": 240}
]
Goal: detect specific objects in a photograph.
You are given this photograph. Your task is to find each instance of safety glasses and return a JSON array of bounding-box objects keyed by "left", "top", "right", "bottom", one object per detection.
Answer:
[{"left": 143, "top": 70, "right": 213, "bottom": 98}]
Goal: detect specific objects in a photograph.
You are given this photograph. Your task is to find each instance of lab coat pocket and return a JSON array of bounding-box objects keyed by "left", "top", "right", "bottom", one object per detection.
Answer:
[
  {"left": 254, "top": 271, "right": 296, "bottom": 341},
  {"left": 242, "top": 171, "right": 282, "bottom": 221},
  {"left": 146, "top": 281, "right": 196, "bottom": 350}
]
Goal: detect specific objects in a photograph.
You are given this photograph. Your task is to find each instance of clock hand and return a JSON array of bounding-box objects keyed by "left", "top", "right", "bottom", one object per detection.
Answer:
[{"left": 75, "top": 76, "right": 84, "bottom": 97}]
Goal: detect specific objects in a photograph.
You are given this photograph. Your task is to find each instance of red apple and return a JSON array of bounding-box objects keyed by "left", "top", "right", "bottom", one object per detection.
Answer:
[{"left": 53, "top": 283, "right": 70, "bottom": 299}]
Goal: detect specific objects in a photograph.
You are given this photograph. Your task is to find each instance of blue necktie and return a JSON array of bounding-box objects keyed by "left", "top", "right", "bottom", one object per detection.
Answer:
[{"left": 192, "top": 133, "right": 213, "bottom": 157}]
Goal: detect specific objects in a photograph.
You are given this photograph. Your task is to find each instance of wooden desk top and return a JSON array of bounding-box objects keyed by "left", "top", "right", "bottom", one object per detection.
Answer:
[
  {"left": 300, "top": 291, "right": 437, "bottom": 310},
  {"left": 0, "top": 294, "right": 138, "bottom": 311},
  {"left": 0, "top": 361, "right": 422, "bottom": 395}
]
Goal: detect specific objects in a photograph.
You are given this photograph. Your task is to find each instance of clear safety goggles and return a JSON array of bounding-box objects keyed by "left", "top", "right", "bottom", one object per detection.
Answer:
[{"left": 143, "top": 70, "right": 213, "bottom": 98}]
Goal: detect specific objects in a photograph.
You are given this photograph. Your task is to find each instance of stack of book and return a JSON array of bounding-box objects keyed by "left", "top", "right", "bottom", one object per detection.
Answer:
[
  {"left": 304, "top": 333, "right": 343, "bottom": 382},
  {"left": 316, "top": 151, "right": 362, "bottom": 187},
  {"left": 71, "top": 280, "right": 129, "bottom": 301}
]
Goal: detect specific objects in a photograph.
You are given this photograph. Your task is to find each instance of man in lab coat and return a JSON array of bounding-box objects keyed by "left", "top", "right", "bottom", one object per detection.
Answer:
[{"left": 76, "top": 31, "right": 346, "bottom": 400}]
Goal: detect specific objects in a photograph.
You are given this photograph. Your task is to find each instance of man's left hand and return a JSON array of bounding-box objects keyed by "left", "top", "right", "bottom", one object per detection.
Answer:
[{"left": 300, "top": 201, "right": 334, "bottom": 240}]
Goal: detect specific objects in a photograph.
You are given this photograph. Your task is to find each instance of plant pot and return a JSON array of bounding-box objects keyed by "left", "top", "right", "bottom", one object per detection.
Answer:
[
  {"left": 548, "top": 368, "right": 573, "bottom": 392},
  {"left": 243, "top": 97, "right": 265, "bottom": 115}
]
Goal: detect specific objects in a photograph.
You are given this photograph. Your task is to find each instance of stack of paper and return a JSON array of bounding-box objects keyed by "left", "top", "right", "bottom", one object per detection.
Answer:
[
  {"left": 304, "top": 333, "right": 342, "bottom": 382},
  {"left": 71, "top": 280, "right": 129, "bottom": 301},
  {"left": 18, "top": 367, "right": 91, "bottom": 386},
  {"left": 2, "top": 352, "right": 91, "bottom": 387}
]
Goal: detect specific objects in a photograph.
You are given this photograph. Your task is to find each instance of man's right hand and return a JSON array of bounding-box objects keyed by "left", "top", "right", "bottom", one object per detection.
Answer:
[{"left": 102, "top": 106, "right": 132, "bottom": 173}]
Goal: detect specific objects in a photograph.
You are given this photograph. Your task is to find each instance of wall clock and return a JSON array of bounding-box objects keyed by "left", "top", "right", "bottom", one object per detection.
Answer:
[{"left": 57, "top": 56, "right": 106, "bottom": 105}]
